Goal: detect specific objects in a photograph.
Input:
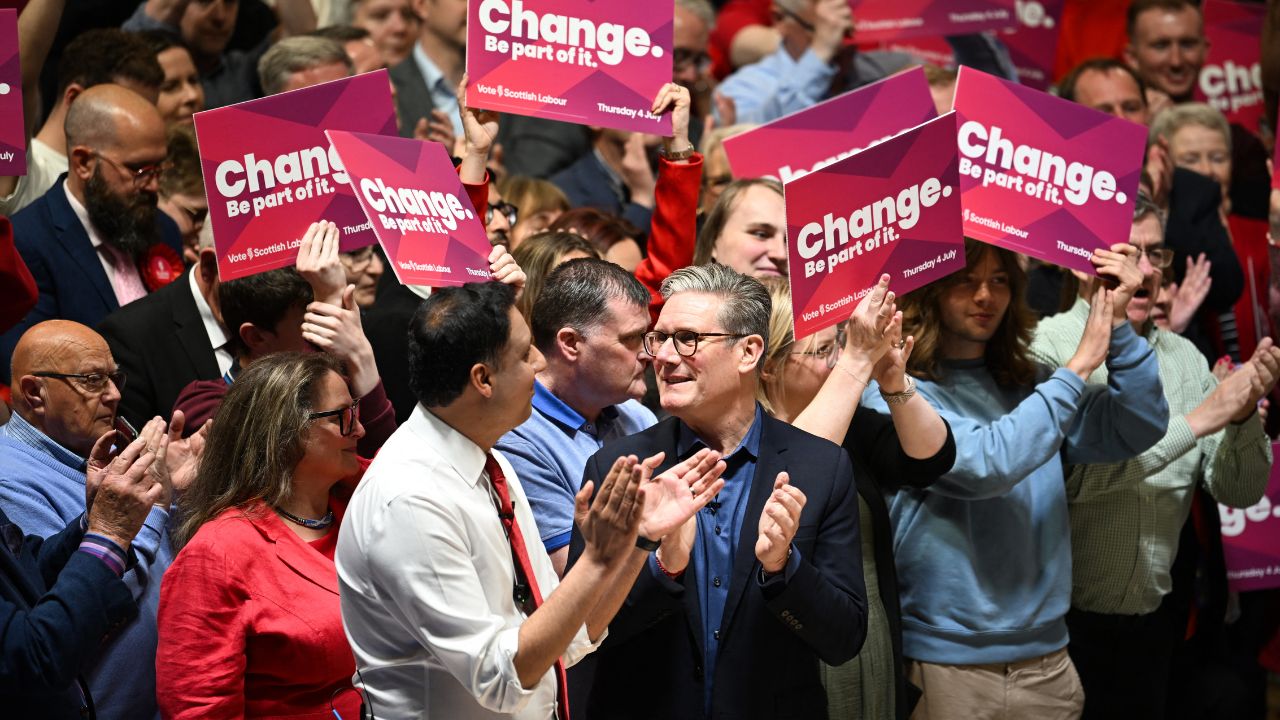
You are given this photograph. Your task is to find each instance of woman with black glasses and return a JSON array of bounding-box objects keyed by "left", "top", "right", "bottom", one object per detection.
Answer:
[{"left": 156, "top": 352, "right": 368, "bottom": 719}]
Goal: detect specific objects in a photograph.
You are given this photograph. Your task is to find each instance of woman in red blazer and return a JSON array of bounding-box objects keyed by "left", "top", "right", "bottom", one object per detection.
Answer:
[{"left": 156, "top": 352, "right": 367, "bottom": 720}]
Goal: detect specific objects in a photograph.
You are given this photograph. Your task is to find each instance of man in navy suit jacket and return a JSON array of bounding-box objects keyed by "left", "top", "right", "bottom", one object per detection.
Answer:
[
  {"left": 568, "top": 264, "right": 866, "bottom": 720},
  {"left": 0, "top": 430, "right": 163, "bottom": 719},
  {"left": 0, "top": 84, "right": 182, "bottom": 384}
]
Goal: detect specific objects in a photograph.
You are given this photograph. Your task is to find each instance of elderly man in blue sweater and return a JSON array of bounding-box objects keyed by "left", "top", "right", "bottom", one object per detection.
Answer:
[
  {"left": 861, "top": 238, "right": 1168, "bottom": 719},
  {"left": 0, "top": 319, "right": 189, "bottom": 720}
]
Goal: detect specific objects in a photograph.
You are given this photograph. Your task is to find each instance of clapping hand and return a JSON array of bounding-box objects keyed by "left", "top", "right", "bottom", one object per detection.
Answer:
[
  {"left": 756, "top": 472, "right": 806, "bottom": 574},
  {"left": 85, "top": 432, "right": 164, "bottom": 550},
  {"left": 577, "top": 456, "right": 646, "bottom": 567},
  {"left": 636, "top": 449, "right": 726, "bottom": 541}
]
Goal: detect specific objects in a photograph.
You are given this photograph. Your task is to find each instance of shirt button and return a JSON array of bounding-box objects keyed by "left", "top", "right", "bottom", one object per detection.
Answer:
[
  {"left": 714, "top": 526, "right": 722, "bottom": 535},
  {"left": 708, "top": 506, "right": 717, "bottom": 515},
  {"left": 713, "top": 576, "right": 722, "bottom": 587},
  {"left": 714, "top": 629, "right": 720, "bottom": 640}
]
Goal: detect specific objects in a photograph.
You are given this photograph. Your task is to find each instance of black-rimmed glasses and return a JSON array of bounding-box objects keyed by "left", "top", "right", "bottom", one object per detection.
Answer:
[
  {"left": 32, "top": 370, "right": 126, "bottom": 394},
  {"left": 1132, "top": 244, "right": 1174, "bottom": 270},
  {"left": 308, "top": 398, "right": 361, "bottom": 436},
  {"left": 487, "top": 201, "right": 519, "bottom": 226},
  {"left": 643, "top": 330, "right": 747, "bottom": 357}
]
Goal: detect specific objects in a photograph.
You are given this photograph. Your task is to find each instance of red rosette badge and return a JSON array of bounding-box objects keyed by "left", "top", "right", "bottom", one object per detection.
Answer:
[{"left": 140, "top": 243, "right": 184, "bottom": 291}]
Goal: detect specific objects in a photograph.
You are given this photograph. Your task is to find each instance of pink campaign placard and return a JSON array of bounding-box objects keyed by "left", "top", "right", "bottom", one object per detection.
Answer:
[
  {"left": 723, "top": 67, "right": 936, "bottom": 183},
  {"left": 1219, "top": 443, "right": 1280, "bottom": 592},
  {"left": 952, "top": 67, "right": 1146, "bottom": 275},
  {"left": 1193, "top": 0, "right": 1266, "bottom": 137},
  {"left": 195, "top": 70, "right": 397, "bottom": 280},
  {"left": 878, "top": 0, "right": 1064, "bottom": 91},
  {"left": 327, "top": 130, "right": 492, "bottom": 288},
  {"left": 850, "top": 0, "right": 1017, "bottom": 43},
  {"left": 786, "top": 113, "right": 965, "bottom": 341},
  {"left": 466, "top": 0, "right": 672, "bottom": 135},
  {"left": 0, "top": 9, "right": 25, "bottom": 176}
]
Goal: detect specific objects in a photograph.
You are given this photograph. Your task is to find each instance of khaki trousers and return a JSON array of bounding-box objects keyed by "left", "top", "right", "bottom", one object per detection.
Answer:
[{"left": 907, "top": 647, "right": 1084, "bottom": 720}]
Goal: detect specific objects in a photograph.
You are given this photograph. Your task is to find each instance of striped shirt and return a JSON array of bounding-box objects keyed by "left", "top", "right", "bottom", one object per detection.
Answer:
[{"left": 1032, "top": 298, "right": 1271, "bottom": 615}]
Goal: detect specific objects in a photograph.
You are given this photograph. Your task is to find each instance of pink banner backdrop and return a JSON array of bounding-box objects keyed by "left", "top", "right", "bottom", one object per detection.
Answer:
[
  {"left": 952, "top": 67, "right": 1146, "bottom": 274},
  {"left": 786, "top": 113, "right": 965, "bottom": 340},
  {"left": 465, "top": 0, "right": 672, "bottom": 135},
  {"left": 1219, "top": 442, "right": 1280, "bottom": 592},
  {"left": 1193, "top": 0, "right": 1266, "bottom": 137},
  {"left": 0, "top": 10, "right": 25, "bottom": 176},
  {"left": 194, "top": 70, "right": 397, "bottom": 280},
  {"left": 849, "top": 0, "right": 1018, "bottom": 43},
  {"left": 877, "top": 0, "right": 1064, "bottom": 91},
  {"left": 327, "top": 130, "right": 492, "bottom": 288},
  {"left": 723, "top": 67, "right": 936, "bottom": 183}
]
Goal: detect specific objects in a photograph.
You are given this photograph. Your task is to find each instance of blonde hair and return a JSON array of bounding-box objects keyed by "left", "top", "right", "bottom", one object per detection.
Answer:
[
  {"left": 694, "top": 177, "right": 784, "bottom": 266},
  {"left": 756, "top": 276, "right": 796, "bottom": 414},
  {"left": 511, "top": 231, "right": 601, "bottom": 321},
  {"left": 1149, "top": 102, "right": 1231, "bottom": 152}
]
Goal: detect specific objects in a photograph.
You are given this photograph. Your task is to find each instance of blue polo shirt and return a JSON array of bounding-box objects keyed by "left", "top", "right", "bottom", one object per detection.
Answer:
[{"left": 496, "top": 380, "right": 657, "bottom": 551}]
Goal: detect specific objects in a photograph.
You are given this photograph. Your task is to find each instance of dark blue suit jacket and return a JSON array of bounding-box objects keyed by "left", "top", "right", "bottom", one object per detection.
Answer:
[
  {"left": 0, "top": 509, "right": 136, "bottom": 719},
  {"left": 549, "top": 153, "right": 653, "bottom": 238},
  {"left": 0, "top": 176, "right": 182, "bottom": 384},
  {"left": 567, "top": 413, "right": 866, "bottom": 720}
]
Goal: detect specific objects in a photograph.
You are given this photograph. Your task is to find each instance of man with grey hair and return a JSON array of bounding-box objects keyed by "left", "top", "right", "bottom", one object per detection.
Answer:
[
  {"left": 496, "top": 258, "right": 658, "bottom": 577},
  {"left": 0, "top": 84, "right": 184, "bottom": 385},
  {"left": 258, "top": 35, "right": 356, "bottom": 96},
  {"left": 566, "top": 263, "right": 866, "bottom": 719},
  {"left": 1030, "top": 193, "right": 1280, "bottom": 718}
]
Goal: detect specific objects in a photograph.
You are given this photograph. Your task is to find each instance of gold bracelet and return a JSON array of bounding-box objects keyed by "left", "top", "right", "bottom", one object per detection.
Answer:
[{"left": 834, "top": 360, "right": 869, "bottom": 389}]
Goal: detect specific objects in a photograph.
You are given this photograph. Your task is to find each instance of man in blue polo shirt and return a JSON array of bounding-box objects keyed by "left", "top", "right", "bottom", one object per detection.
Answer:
[{"left": 496, "top": 258, "right": 657, "bottom": 576}]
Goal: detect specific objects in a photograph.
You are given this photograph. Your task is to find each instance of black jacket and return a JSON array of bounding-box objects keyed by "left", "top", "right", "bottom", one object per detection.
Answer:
[{"left": 568, "top": 413, "right": 866, "bottom": 720}]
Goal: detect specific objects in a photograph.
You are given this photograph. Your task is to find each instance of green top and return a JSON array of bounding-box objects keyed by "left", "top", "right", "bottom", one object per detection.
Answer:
[{"left": 1031, "top": 298, "right": 1271, "bottom": 615}]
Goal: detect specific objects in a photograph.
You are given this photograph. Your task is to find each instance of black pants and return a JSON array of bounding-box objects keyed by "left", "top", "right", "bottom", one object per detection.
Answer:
[{"left": 1066, "top": 603, "right": 1181, "bottom": 720}]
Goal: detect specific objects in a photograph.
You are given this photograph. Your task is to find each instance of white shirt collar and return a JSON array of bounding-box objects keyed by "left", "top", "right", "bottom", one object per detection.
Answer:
[
  {"left": 187, "top": 267, "right": 228, "bottom": 350},
  {"left": 62, "top": 180, "right": 103, "bottom": 251},
  {"left": 407, "top": 404, "right": 488, "bottom": 488}
]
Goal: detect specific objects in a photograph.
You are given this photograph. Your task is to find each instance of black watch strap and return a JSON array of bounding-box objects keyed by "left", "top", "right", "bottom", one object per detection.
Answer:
[{"left": 635, "top": 535, "right": 661, "bottom": 552}]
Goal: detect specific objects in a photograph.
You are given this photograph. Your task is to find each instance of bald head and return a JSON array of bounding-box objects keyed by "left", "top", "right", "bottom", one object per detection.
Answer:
[
  {"left": 64, "top": 83, "right": 165, "bottom": 152},
  {"left": 11, "top": 321, "right": 122, "bottom": 457}
]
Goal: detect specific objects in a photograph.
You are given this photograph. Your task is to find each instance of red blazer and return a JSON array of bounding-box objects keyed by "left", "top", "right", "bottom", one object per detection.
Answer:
[
  {"left": 156, "top": 467, "right": 367, "bottom": 720},
  {"left": 634, "top": 154, "right": 703, "bottom": 322}
]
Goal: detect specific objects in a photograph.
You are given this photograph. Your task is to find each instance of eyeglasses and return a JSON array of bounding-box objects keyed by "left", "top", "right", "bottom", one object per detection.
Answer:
[
  {"left": 643, "top": 330, "right": 747, "bottom": 357},
  {"left": 1132, "top": 244, "right": 1174, "bottom": 270},
  {"left": 341, "top": 246, "right": 378, "bottom": 273},
  {"left": 32, "top": 370, "right": 126, "bottom": 394},
  {"left": 308, "top": 398, "right": 361, "bottom": 436},
  {"left": 168, "top": 197, "right": 208, "bottom": 226},
  {"left": 94, "top": 152, "right": 172, "bottom": 187},
  {"left": 486, "top": 201, "right": 519, "bottom": 227},
  {"left": 791, "top": 339, "right": 842, "bottom": 369},
  {"left": 777, "top": 6, "right": 816, "bottom": 33},
  {"left": 673, "top": 47, "right": 712, "bottom": 74}
]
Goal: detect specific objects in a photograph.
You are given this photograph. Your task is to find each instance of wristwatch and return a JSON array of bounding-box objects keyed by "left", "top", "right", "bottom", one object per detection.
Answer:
[
  {"left": 658, "top": 142, "right": 696, "bottom": 161},
  {"left": 880, "top": 374, "right": 917, "bottom": 406},
  {"left": 635, "top": 535, "right": 662, "bottom": 552}
]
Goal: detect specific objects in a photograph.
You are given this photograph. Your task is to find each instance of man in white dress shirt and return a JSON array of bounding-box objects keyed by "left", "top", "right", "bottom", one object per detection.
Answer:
[{"left": 337, "top": 280, "right": 725, "bottom": 719}]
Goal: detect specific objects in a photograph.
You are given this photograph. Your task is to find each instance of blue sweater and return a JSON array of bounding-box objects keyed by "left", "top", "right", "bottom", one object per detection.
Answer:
[
  {"left": 0, "top": 413, "right": 172, "bottom": 719},
  {"left": 861, "top": 322, "right": 1168, "bottom": 664}
]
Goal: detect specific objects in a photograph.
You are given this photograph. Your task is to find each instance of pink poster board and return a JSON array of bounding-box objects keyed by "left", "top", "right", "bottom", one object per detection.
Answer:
[
  {"left": 952, "top": 67, "right": 1147, "bottom": 274},
  {"left": 195, "top": 70, "right": 397, "bottom": 280},
  {"left": 878, "top": 0, "right": 1065, "bottom": 91},
  {"left": 786, "top": 113, "right": 965, "bottom": 340},
  {"left": 1220, "top": 442, "right": 1280, "bottom": 592},
  {"left": 850, "top": 0, "right": 1018, "bottom": 43},
  {"left": 326, "top": 130, "right": 492, "bottom": 288},
  {"left": 723, "top": 67, "right": 936, "bottom": 183},
  {"left": 0, "top": 9, "right": 25, "bottom": 176},
  {"left": 1193, "top": 0, "right": 1266, "bottom": 138},
  {"left": 466, "top": 0, "right": 672, "bottom": 135}
]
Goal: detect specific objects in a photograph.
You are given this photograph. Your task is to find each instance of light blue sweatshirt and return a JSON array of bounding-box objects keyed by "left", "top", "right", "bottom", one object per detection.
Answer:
[
  {"left": 0, "top": 412, "right": 172, "bottom": 719},
  {"left": 861, "top": 321, "right": 1168, "bottom": 664}
]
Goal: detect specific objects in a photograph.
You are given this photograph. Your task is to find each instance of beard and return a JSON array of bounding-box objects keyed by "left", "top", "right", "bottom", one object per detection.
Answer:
[{"left": 84, "top": 167, "right": 160, "bottom": 261}]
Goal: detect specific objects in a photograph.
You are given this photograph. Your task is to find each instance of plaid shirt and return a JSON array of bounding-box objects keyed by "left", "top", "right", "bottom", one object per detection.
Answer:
[{"left": 1032, "top": 298, "right": 1271, "bottom": 615}]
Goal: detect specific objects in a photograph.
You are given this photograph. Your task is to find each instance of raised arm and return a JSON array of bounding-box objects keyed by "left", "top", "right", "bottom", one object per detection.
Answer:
[{"left": 634, "top": 84, "right": 702, "bottom": 320}]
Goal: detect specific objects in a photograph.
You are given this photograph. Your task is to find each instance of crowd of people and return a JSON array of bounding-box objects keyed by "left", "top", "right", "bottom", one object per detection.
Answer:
[{"left": 0, "top": 0, "right": 1278, "bottom": 718}]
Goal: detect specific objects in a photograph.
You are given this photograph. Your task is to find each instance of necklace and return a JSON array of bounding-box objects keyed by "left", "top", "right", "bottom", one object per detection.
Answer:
[{"left": 275, "top": 506, "right": 335, "bottom": 529}]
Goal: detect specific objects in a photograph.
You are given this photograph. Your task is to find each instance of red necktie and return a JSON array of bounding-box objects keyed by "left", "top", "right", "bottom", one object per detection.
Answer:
[{"left": 485, "top": 453, "right": 570, "bottom": 720}]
